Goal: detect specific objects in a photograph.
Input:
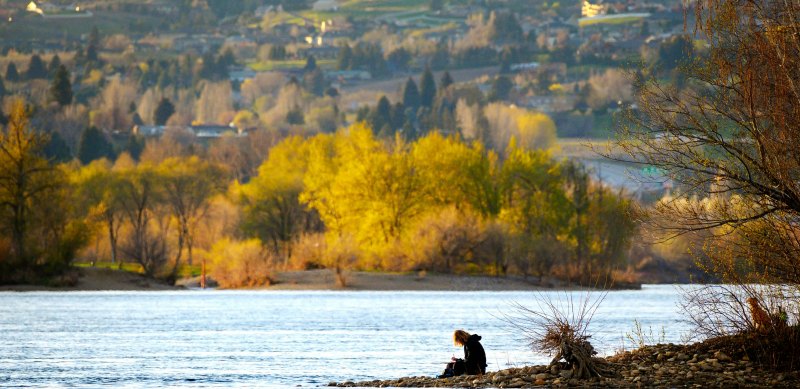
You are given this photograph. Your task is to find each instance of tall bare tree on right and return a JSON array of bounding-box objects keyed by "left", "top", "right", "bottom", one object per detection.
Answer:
[{"left": 616, "top": 1, "right": 800, "bottom": 292}]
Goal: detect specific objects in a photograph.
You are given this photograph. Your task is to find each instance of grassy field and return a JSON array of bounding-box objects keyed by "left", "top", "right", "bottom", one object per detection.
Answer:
[
  {"left": 247, "top": 58, "right": 336, "bottom": 71},
  {"left": 301, "top": 0, "right": 431, "bottom": 22},
  {"left": 578, "top": 14, "right": 648, "bottom": 27},
  {"left": 0, "top": 11, "right": 163, "bottom": 40}
]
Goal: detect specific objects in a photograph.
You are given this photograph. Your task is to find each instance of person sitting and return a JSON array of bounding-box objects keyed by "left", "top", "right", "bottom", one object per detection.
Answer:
[{"left": 453, "top": 329, "right": 487, "bottom": 375}]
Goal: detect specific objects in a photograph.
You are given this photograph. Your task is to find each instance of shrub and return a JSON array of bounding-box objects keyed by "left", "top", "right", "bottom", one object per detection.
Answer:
[
  {"left": 209, "top": 238, "right": 273, "bottom": 288},
  {"left": 321, "top": 234, "right": 359, "bottom": 287},
  {"left": 504, "top": 291, "right": 616, "bottom": 379},
  {"left": 404, "top": 208, "right": 483, "bottom": 273},
  {"left": 288, "top": 233, "right": 326, "bottom": 270},
  {"left": 289, "top": 233, "right": 359, "bottom": 287}
]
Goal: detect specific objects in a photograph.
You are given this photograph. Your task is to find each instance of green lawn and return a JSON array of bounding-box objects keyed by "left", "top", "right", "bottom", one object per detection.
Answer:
[
  {"left": 578, "top": 14, "right": 647, "bottom": 27},
  {"left": 301, "top": 0, "right": 431, "bottom": 21}
]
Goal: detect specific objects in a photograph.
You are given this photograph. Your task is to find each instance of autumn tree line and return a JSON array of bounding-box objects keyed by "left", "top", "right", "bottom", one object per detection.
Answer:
[{"left": 0, "top": 97, "right": 635, "bottom": 287}]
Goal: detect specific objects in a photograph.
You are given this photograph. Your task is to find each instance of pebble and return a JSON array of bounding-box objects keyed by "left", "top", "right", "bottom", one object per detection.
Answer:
[{"left": 328, "top": 343, "right": 799, "bottom": 388}]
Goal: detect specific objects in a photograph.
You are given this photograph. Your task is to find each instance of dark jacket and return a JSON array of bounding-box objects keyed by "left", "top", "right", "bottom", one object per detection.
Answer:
[{"left": 463, "top": 334, "right": 487, "bottom": 374}]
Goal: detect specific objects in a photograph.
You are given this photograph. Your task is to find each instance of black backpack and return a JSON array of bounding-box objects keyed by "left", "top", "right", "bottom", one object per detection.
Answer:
[{"left": 438, "top": 359, "right": 466, "bottom": 378}]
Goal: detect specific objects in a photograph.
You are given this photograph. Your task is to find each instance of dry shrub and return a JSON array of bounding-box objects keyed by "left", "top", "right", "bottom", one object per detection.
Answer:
[
  {"left": 289, "top": 233, "right": 358, "bottom": 287},
  {"left": 507, "top": 234, "right": 567, "bottom": 279},
  {"left": 404, "top": 208, "right": 483, "bottom": 273},
  {"left": 322, "top": 234, "right": 359, "bottom": 287},
  {"left": 288, "top": 233, "right": 326, "bottom": 270},
  {"left": 209, "top": 238, "right": 273, "bottom": 288},
  {"left": 503, "top": 291, "right": 616, "bottom": 379},
  {"left": 680, "top": 284, "right": 800, "bottom": 369}
]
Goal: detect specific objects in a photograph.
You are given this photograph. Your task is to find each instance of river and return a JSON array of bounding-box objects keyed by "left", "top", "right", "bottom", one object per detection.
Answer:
[{"left": 0, "top": 286, "right": 692, "bottom": 388}]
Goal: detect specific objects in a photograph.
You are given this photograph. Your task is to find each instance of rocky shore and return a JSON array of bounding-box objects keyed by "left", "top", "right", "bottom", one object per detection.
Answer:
[{"left": 329, "top": 342, "right": 800, "bottom": 388}]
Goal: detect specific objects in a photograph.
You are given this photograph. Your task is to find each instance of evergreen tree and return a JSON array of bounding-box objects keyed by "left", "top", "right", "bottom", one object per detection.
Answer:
[
  {"left": 386, "top": 48, "right": 411, "bottom": 72},
  {"left": 124, "top": 134, "right": 145, "bottom": 161},
  {"left": 304, "top": 55, "right": 318, "bottom": 72},
  {"left": 219, "top": 48, "right": 236, "bottom": 68},
  {"left": 489, "top": 75, "right": 513, "bottom": 102},
  {"left": 419, "top": 67, "right": 436, "bottom": 108},
  {"left": 78, "top": 126, "right": 115, "bottom": 165},
  {"left": 489, "top": 12, "right": 523, "bottom": 43},
  {"left": 286, "top": 106, "right": 305, "bottom": 125},
  {"left": 43, "top": 131, "right": 72, "bottom": 163},
  {"left": 154, "top": 98, "right": 175, "bottom": 125},
  {"left": 391, "top": 102, "right": 406, "bottom": 130},
  {"left": 440, "top": 71, "right": 454, "bottom": 89},
  {"left": 89, "top": 26, "right": 100, "bottom": 48},
  {"left": 268, "top": 45, "right": 287, "bottom": 60},
  {"left": 26, "top": 55, "right": 47, "bottom": 80},
  {"left": 325, "top": 87, "right": 340, "bottom": 97},
  {"left": 86, "top": 43, "right": 99, "bottom": 63},
  {"left": 132, "top": 112, "right": 144, "bottom": 126},
  {"left": 5, "top": 63, "right": 19, "bottom": 82},
  {"left": 402, "top": 77, "right": 421, "bottom": 111},
  {"left": 337, "top": 45, "right": 353, "bottom": 70},
  {"left": 47, "top": 55, "right": 61, "bottom": 77},
  {"left": 49, "top": 65, "right": 73, "bottom": 107},
  {"left": 0, "top": 77, "right": 5, "bottom": 101},
  {"left": 370, "top": 96, "right": 392, "bottom": 133},
  {"left": 303, "top": 69, "right": 325, "bottom": 96}
]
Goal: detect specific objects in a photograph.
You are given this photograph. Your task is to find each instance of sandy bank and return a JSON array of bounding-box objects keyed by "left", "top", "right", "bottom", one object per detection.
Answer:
[
  {"left": 0, "top": 267, "right": 181, "bottom": 291},
  {"left": 264, "top": 269, "right": 588, "bottom": 291},
  {"left": 1, "top": 267, "right": 608, "bottom": 292}
]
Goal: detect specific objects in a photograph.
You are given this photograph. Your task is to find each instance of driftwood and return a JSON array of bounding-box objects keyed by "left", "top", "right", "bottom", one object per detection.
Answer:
[{"left": 549, "top": 336, "right": 616, "bottom": 379}]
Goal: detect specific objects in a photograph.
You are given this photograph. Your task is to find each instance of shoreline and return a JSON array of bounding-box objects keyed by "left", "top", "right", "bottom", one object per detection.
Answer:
[
  {"left": 330, "top": 340, "right": 800, "bottom": 388},
  {"left": 0, "top": 268, "right": 641, "bottom": 292}
]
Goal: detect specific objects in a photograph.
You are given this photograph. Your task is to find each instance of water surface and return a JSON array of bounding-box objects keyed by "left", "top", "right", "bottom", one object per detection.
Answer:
[{"left": 0, "top": 285, "right": 691, "bottom": 388}]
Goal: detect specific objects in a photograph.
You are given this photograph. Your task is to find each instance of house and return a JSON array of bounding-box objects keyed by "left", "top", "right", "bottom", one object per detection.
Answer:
[
  {"left": 172, "top": 34, "right": 225, "bottom": 54},
  {"left": 132, "top": 124, "right": 245, "bottom": 140},
  {"left": 132, "top": 125, "right": 167, "bottom": 137},
  {"left": 229, "top": 68, "right": 257, "bottom": 83},
  {"left": 189, "top": 124, "right": 244, "bottom": 139}
]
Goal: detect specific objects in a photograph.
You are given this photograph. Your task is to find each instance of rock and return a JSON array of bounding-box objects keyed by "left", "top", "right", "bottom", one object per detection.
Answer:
[
  {"left": 714, "top": 351, "right": 732, "bottom": 362},
  {"left": 534, "top": 378, "right": 545, "bottom": 385},
  {"left": 550, "top": 365, "right": 560, "bottom": 375},
  {"left": 676, "top": 353, "right": 690, "bottom": 361},
  {"left": 535, "top": 373, "right": 550, "bottom": 381},
  {"left": 559, "top": 370, "right": 574, "bottom": 379}
]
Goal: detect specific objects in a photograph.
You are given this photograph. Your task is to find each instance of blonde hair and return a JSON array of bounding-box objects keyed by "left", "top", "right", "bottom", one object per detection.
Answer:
[{"left": 453, "top": 329, "right": 470, "bottom": 346}]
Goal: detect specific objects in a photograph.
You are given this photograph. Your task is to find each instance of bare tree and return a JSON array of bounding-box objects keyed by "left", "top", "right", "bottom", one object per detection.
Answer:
[{"left": 614, "top": 0, "right": 800, "bottom": 287}]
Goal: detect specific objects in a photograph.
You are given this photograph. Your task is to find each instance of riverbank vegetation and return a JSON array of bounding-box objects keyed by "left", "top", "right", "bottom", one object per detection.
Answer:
[
  {"left": 0, "top": 0, "right": 707, "bottom": 287},
  {"left": 0, "top": 104, "right": 635, "bottom": 287}
]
